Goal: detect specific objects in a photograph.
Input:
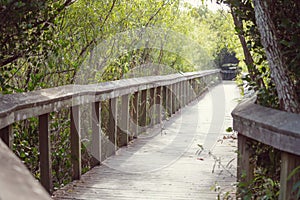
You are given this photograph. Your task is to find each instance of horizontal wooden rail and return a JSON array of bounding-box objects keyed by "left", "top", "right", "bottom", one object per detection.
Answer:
[
  {"left": 232, "top": 97, "right": 300, "bottom": 200},
  {"left": 0, "top": 69, "right": 221, "bottom": 194}
]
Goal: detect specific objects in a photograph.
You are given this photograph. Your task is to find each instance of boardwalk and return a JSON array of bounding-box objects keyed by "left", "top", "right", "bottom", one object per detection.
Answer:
[{"left": 53, "top": 81, "right": 240, "bottom": 200}]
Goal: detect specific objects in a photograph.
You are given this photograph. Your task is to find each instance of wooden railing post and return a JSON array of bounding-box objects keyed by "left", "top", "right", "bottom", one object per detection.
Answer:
[
  {"left": 155, "top": 86, "right": 162, "bottom": 124},
  {"left": 177, "top": 82, "right": 181, "bottom": 110},
  {"left": 171, "top": 84, "right": 176, "bottom": 114},
  {"left": 188, "top": 79, "right": 194, "bottom": 103},
  {"left": 132, "top": 92, "right": 139, "bottom": 138},
  {"left": 38, "top": 113, "right": 52, "bottom": 194},
  {"left": 162, "top": 86, "right": 167, "bottom": 120},
  {"left": 196, "top": 78, "right": 201, "bottom": 96},
  {"left": 70, "top": 105, "right": 81, "bottom": 180},
  {"left": 166, "top": 86, "right": 172, "bottom": 117},
  {"left": 139, "top": 90, "right": 147, "bottom": 130},
  {"left": 279, "top": 152, "right": 300, "bottom": 200},
  {"left": 120, "top": 95, "right": 129, "bottom": 146},
  {"left": 149, "top": 88, "right": 155, "bottom": 126},
  {"left": 191, "top": 79, "right": 195, "bottom": 101},
  {"left": 0, "top": 125, "right": 13, "bottom": 149},
  {"left": 237, "top": 133, "right": 254, "bottom": 195},
  {"left": 179, "top": 82, "right": 183, "bottom": 108},
  {"left": 109, "top": 98, "right": 118, "bottom": 150},
  {"left": 91, "top": 102, "right": 101, "bottom": 166},
  {"left": 184, "top": 81, "right": 188, "bottom": 106}
]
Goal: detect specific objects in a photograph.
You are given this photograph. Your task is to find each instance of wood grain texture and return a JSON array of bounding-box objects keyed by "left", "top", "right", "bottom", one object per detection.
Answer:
[
  {"left": 0, "top": 70, "right": 220, "bottom": 129},
  {"left": 232, "top": 96, "right": 300, "bottom": 155},
  {"left": 39, "top": 113, "right": 52, "bottom": 193},
  {"left": 0, "top": 139, "right": 51, "bottom": 200},
  {"left": 52, "top": 82, "right": 239, "bottom": 200}
]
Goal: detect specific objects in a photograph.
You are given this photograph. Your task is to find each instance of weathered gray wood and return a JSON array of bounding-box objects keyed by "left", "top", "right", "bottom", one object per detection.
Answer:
[
  {"left": 53, "top": 82, "right": 239, "bottom": 200},
  {"left": 171, "top": 84, "right": 176, "bottom": 114},
  {"left": 119, "top": 95, "right": 129, "bottom": 146},
  {"left": 0, "top": 70, "right": 223, "bottom": 199},
  {"left": 232, "top": 96, "right": 300, "bottom": 156},
  {"left": 109, "top": 98, "right": 118, "bottom": 150},
  {"left": 38, "top": 113, "right": 52, "bottom": 194},
  {"left": 166, "top": 86, "right": 172, "bottom": 117},
  {"left": 0, "top": 70, "right": 220, "bottom": 130},
  {"left": 182, "top": 81, "right": 187, "bottom": 106},
  {"left": 0, "top": 139, "right": 51, "bottom": 200},
  {"left": 279, "top": 152, "right": 300, "bottom": 200},
  {"left": 155, "top": 86, "right": 162, "bottom": 124},
  {"left": 149, "top": 88, "right": 155, "bottom": 126},
  {"left": 139, "top": 90, "right": 147, "bottom": 128},
  {"left": 91, "top": 102, "right": 101, "bottom": 167},
  {"left": 0, "top": 125, "right": 13, "bottom": 148},
  {"left": 70, "top": 105, "right": 81, "bottom": 180},
  {"left": 233, "top": 95, "right": 300, "bottom": 198},
  {"left": 237, "top": 133, "right": 254, "bottom": 191},
  {"left": 162, "top": 86, "right": 167, "bottom": 120},
  {"left": 176, "top": 82, "right": 181, "bottom": 110},
  {"left": 132, "top": 92, "right": 139, "bottom": 138}
]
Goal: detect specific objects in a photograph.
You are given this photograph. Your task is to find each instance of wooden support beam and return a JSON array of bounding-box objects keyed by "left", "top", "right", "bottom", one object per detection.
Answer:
[
  {"left": 237, "top": 133, "right": 254, "bottom": 196},
  {"left": 109, "top": 98, "right": 118, "bottom": 150},
  {"left": 119, "top": 95, "right": 129, "bottom": 146},
  {"left": 162, "top": 86, "right": 167, "bottom": 120},
  {"left": 149, "top": 88, "right": 155, "bottom": 126},
  {"left": 0, "top": 125, "right": 13, "bottom": 149},
  {"left": 171, "top": 84, "right": 176, "bottom": 114},
  {"left": 184, "top": 81, "right": 188, "bottom": 106},
  {"left": 70, "top": 105, "right": 81, "bottom": 180},
  {"left": 177, "top": 83, "right": 181, "bottom": 110},
  {"left": 91, "top": 102, "right": 101, "bottom": 167},
  {"left": 155, "top": 86, "right": 162, "bottom": 124},
  {"left": 166, "top": 86, "right": 172, "bottom": 117},
  {"left": 38, "top": 113, "right": 52, "bottom": 194},
  {"left": 132, "top": 92, "right": 139, "bottom": 138},
  {"left": 279, "top": 152, "right": 300, "bottom": 200},
  {"left": 188, "top": 80, "right": 193, "bottom": 103},
  {"left": 139, "top": 90, "right": 147, "bottom": 129}
]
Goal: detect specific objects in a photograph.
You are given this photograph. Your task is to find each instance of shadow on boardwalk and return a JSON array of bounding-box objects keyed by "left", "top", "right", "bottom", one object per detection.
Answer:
[{"left": 53, "top": 81, "right": 240, "bottom": 200}]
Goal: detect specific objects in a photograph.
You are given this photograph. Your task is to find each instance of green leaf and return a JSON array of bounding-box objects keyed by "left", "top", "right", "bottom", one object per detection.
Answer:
[{"left": 287, "top": 165, "right": 300, "bottom": 180}]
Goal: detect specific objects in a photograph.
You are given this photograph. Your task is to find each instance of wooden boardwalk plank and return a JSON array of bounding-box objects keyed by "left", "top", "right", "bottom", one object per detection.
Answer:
[{"left": 53, "top": 82, "right": 239, "bottom": 200}]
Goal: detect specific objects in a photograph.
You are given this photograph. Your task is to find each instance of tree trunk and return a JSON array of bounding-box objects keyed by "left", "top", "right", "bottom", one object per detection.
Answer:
[
  {"left": 230, "top": 7, "right": 265, "bottom": 89},
  {"left": 253, "top": 0, "right": 300, "bottom": 113}
]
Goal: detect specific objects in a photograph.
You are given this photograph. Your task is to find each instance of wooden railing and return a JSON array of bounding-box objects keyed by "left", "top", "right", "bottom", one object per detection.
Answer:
[
  {"left": 0, "top": 69, "right": 221, "bottom": 195},
  {"left": 232, "top": 97, "right": 300, "bottom": 200}
]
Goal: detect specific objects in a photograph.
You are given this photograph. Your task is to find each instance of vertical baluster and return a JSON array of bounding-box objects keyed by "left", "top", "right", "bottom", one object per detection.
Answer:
[
  {"left": 70, "top": 105, "right": 81, "bottom": 180},
  {"left": 237, "top": 133, "right": 254, "bottom": 196},
  {"left": 166, "top": 85, "right": 172, "bottom": 117},
  {"left": 183, "top": 81, "right": 187, "bottom": 106},
  {"left": 139, "top": 90, "right": 147, "bottom": 132},
  {"left": 149, "top": 88, "right": 155, "bottom": 126},
  {"left": 188, "top": 79, "right": 193, "bottom": 103},
  {"left": 279, "top": 152, "right": 300, "bottom": 200},
  {"left": 155, "top": 86, "right": 162, "bottom": 124},
  {"left": 91, "top": 102, "right": 101, "bottom": 166},
  {"left": 109, "top": 98, "right": 118, "bottom": 151},
  {"left": 171, "top": 84, "right": 176, "bottom": 114},
  {"left": 177, "top": 82, "right": 181, "bottom": 110},
  {"left": 162, "top": 86, "right": 167, "bottom": 120},
  {"left": 132, "top": 92, "right": 139, "bottom": 138},
  {"left": 39, "top": 113, "right": 52, "bottom": 193},
  {"left": 120, "top": 95, "right": 129, "bottom": 146}
]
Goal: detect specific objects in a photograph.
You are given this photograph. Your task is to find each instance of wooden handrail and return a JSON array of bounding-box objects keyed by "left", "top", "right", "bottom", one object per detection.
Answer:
[
  {"left": 232, "top": 96, "right": 300, "bottom": 200},
  {"left": 0, "top": 69, "right": 221, "bottom": 194}
]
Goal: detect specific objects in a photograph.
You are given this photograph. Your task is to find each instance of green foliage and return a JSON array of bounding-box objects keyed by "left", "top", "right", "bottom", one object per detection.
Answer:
[
  {"left": 13, "top": 118, "right": 40, "bottom": 178},
  {"left": 1, "top": 0, "right": 241, "bottom": 190}
]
